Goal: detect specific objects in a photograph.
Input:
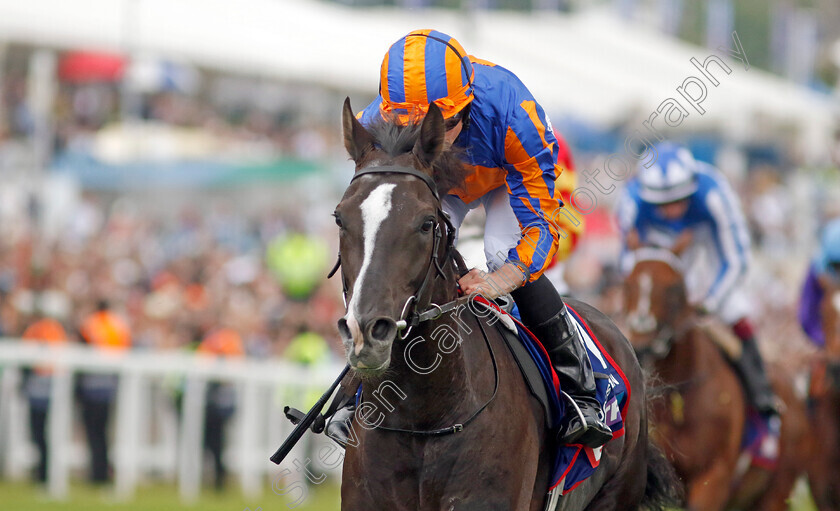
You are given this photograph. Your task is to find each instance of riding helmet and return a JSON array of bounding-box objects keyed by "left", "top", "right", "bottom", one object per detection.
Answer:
[
  {"left": 637, "top": 142, "right": 699, "bottom": 204},
  {"left": 379, "top": 29, "right": 474, "bottom": 124}
]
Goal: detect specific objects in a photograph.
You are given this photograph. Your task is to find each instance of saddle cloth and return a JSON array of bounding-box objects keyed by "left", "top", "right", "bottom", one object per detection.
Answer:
[
  {"left": 740, "top": 408, "right": 780, "bottom": 472},
  {"left": 473, "top": 297, "right": 631, "bottom": 496}
]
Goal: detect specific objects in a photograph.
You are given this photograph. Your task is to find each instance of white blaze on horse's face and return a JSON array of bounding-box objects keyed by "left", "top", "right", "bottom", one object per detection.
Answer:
[
  {"left": 833, "top": 291, "right": 840, "bottom": 316},
  {"left": 628, "top": 271, "right": 658, "bottom": 335},
  {"left": 343, "top": 183, "right": 396, "bottom": 360}
]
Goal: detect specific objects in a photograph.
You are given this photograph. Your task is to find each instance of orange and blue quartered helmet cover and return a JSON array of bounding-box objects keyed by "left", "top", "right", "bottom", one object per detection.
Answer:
[{"left": 379, "top": 29, "right": 475, "bottom": 124}]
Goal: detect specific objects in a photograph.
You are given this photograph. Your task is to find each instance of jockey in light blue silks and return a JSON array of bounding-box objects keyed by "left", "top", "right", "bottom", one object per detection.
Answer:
[
  {"left": 615, "top": 142, "right": 780, "bottom": 419},
  {"left": 799, "top": 218, "right": 840, "bottom": 348}
]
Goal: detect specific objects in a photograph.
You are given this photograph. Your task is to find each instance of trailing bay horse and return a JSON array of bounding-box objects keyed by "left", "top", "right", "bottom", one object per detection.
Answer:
[
  {"left": 333, "top": 98, "right": 680, "bottom": 511},
  {"left": 622, "top": 247, "right": 810, "bottom": 511},
  {"left": 809, "top": 278, "right": 840, "bottom": 511}
]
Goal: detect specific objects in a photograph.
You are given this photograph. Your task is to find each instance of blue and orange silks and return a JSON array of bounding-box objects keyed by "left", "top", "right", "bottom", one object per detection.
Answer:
[
  {"left": 361, "top": 47, "right": 566, "bottom": 282},
  {"left": 378, "top": 29, "right": 474, "bottom": 124}
]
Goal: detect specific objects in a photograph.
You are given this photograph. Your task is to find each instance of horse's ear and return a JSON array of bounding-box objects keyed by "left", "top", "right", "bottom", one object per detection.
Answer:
[
  {"left": 414, "top": 103, "right": 445, "bottom": 167},
  {"left": 342, "top": 97, "right": 374, "bottom": 163}
]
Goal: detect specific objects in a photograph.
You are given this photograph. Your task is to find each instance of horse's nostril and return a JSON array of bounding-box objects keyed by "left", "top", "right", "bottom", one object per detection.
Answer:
[
  {"left": 369, "top": 317, "right": 397, "bottom": 343},
  {"left": 337, "top": 318, "right": 351, "bottom": 340}
]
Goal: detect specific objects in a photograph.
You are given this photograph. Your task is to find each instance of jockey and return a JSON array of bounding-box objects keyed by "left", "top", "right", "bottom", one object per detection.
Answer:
[
  {"left": 798, "top": 218, "right": 840, "bottom": 351},
  {"left": 615, "top": 142, "right": 780, "bottom": 418},
  {"left": 328, "top": 29, "right": 612, "bottom": 448}
]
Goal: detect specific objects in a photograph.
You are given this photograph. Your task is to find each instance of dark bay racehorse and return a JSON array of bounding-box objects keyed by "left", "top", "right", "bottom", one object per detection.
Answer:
[
  {"left": 623, "top": 248, "right": 810, "bottom": 511},
  {"left": 334, "top": 98, "right": 679, "bottom": 510},
  {"left": 809, "top": 281, "right": 840, "bottom": 511}
]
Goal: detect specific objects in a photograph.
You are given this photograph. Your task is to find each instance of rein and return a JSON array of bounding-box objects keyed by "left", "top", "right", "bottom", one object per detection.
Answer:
[
  {"left": 374, "top": 308, "right": 500, "bottom": 436},
  {"left": 333, "top": 164, "right": 499, "bottom": 437},
  {"left": 634, "top": 316, "right": 696, "bottom": 361},
  {"left": 636, "top": 316, "right": 710, "bottom": 393}
]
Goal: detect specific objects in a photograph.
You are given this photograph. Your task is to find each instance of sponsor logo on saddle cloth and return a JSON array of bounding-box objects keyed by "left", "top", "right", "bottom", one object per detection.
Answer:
[{"left": 483, "top": 301, "right": 631, "bottom": 498}]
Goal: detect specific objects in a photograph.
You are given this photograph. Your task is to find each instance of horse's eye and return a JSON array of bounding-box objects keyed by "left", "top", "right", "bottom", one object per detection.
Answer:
[
  {"left": 333, "top": 213, "right": 343, "bottom": 228},
  {"left": 421, "top": 218, "right": 435, "bottom": 233}
]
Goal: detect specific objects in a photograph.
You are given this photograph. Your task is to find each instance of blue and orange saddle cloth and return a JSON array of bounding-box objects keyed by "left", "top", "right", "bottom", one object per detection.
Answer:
[{"left": 473, "top": 297, "right": 631, "bottom": 496}]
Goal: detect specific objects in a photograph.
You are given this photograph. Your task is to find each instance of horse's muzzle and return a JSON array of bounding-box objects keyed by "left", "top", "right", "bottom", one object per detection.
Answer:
[
  {"left": 338, "top": 315, "right": 397, "bottom": 372},
  {"left": 366, "top": 317, "right": 398, "bottom": 344}
]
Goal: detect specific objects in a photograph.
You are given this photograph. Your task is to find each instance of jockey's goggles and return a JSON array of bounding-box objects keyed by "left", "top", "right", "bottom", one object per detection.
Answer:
[{"left": 444, "top": 104, "right": 470, "bottom": 131}]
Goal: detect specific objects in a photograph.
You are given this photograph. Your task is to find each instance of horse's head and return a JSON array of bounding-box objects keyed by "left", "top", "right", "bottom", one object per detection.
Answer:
[
  {"left": 622, "top": 247, "right": 689, "bottom": 361},
  {"left": 334, "top": 99, "right": 465, "bottom": 375}
]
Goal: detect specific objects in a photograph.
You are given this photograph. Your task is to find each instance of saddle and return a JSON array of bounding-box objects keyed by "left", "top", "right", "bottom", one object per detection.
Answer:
[
  {"left": 479, "top": 296, "right": 556, "bottom": 429},
  {"left": 473, "top": 296, "right": 631, "bottom": 496},
  {"left": 697, "top": 317, "right": 742, "bottom": 360}
]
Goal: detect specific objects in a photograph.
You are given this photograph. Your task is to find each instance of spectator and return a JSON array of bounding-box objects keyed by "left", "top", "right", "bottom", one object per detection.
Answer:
[
  {"left": 77, "top": 299, "right": 131, "bottom": 483},
  {"left": 197, "top": 327, "right": 243, "bottom": 490},
  {"left": 266, "top": 232, "right": 329, "bottom": 302},
  {"left": 21, "top": 312, "right": 68, "bottom": 483}
]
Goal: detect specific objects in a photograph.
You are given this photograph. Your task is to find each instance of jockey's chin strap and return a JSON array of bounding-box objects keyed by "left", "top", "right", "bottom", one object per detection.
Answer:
[{"left": 328, "top": 165, "right": 467, "bottom": 339}]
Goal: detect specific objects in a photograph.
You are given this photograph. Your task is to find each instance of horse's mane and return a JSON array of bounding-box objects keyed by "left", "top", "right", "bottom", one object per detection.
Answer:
[{"left": 366, "top": 117, "right": 467, "bottom": 196}]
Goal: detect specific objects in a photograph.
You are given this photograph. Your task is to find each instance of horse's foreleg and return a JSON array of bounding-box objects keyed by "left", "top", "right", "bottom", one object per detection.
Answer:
[{"left": 686, "top": 461, "right": 735, "bottom": 511}]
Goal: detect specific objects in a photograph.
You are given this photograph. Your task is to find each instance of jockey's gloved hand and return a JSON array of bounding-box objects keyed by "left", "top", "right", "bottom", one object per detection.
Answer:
[{"left": 458, "top": 263, "right": 527, "bottom": 299}]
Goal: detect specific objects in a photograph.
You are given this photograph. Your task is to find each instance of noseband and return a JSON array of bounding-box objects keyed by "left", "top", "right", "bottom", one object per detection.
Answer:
[
  {"left": 329, "top": 165, "right": 466, "bottom": 339},
  {"left": 634, "top": 326, "right": 676, "bottom": 362}
]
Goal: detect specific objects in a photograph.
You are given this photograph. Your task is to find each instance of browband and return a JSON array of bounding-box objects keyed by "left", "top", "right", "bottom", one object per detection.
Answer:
[{"left": 351, "top": 166, "right": 440, "bottom": 201}]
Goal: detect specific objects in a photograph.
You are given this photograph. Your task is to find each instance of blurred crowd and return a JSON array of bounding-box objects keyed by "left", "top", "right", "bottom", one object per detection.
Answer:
[
  {"left": 0, "top": 192, "right": 346, "bottom": 487},
  {"left": 0, "top": 49, "right": 350, "bottom": 358},
  {"left": 0, "top": 194, "right": 345, "bottom": 359},
  {"left": 0, "top": 66, "right": 340, "bottom": 168}
]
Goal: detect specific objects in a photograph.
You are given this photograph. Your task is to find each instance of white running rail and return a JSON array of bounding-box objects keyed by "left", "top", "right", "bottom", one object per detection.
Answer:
[{"left": 0, "top": 340, "right": 344, "bottom": 502}]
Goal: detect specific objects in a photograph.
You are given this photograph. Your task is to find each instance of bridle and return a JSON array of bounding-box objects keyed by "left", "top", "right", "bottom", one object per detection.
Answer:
[
  {"left": 330, "top": 164, "right": 500, "bottom": 437},
  {"left": 634, "top": 325, "right": 679, "bottom": 363},
  {"left": 329, "top": 165, "right": 467, "bottom": 340},
  {"left": 627, "top": 253, "right": 691, "bottom": 363}
]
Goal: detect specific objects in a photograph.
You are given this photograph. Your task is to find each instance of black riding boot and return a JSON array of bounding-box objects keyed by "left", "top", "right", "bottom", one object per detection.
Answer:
[
  {"left": 325, "top": 390, "right": 357, "bottom": 447},
  {"left": 732, "top": 336, "right": 780, "bottom": 417},
  {"left": 511, "top": 276, "right": 613, "bottom": 448},
  {"left": 325, "top": 404, "right": 356, "bottom": 446}
]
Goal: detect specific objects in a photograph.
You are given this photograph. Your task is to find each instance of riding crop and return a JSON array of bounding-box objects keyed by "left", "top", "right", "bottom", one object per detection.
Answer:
[{"left": 269, "top": 364, "right": 350, "bottom": 465}]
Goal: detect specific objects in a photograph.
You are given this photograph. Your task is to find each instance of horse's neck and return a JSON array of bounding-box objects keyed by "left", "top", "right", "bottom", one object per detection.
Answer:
[
  {"left": 659, "top": 316, "right": 735, "bottom": 393},
  {"left": 657, "top": 312, "right": 705, "bottom": 378}
]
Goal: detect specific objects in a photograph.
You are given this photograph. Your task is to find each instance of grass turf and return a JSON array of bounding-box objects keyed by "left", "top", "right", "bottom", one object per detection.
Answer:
[
  {"left": 0, "top": 477, "right": 818, "bottom": 510},
  {"left": 0, "top": 480, "right": 341, "bottom": 511}
]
